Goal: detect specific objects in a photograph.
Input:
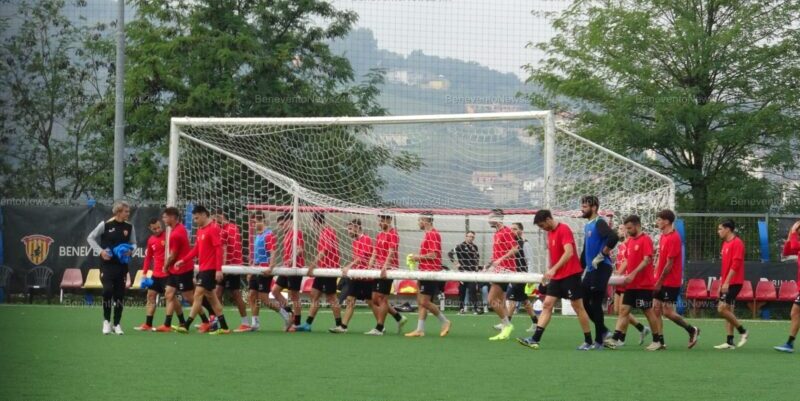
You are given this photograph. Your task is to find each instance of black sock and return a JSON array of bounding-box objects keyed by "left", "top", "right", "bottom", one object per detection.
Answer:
[
  {"left": 164, "top": 315, "right": 173, "bottom": 327},
  {"left": 658, "top": 334, "right": 665, "bottom": 345},
  {"left": 102, "top": 295, "right": 112, "bottom": 321},
  {"left": 633, "top": 322, "right": 645, "bottom": 332},
  {"left": 342, "top": 324, "right": 348, "bottom": 329},
  {"left": 199, "top": 313, "right": 209, "bottom": 324},
  {"left": 620, "top": 332, "right": 627, "bottom": 342},
  {"left": 391, "top": 311, "right": 402, "bottom": 322},
  {"left": 532, "top": 326, "right": 545, "bottom": 342},
  {"left": 218, "top": 314, "right": 228, "bottom": 330},
  {"left": 612, "top": 330, "right": 623, "bottom": 341},
  {"left": 652, "top": 332, "right": 659, "bottom": 343},
  {"left": 113, "top": 297, "right": 123, "bottom": 326},
  {"left": 788, "top": 336, "right": 796, "bottom": 346},
  {"left": 306, "top": 316, "right": 314, "bottom": 325},
  {"left": 736, "top": 325, "right": 746, "bottom": 335},
  {"left": 335, "top": 317, "right": 343, "bottom": 327},
  {"left": 584, "top": 332, "right": 592, "bottom": 344},
  {"left": 677, "top": 320, "right": 694, "bottom": 334},
  {"left": 294, "top": 314, "right": 301, "bottom": 326},
  {"left": 202, "top": 298, "right": 214, "bottom": 315},
  {"left": 184, "top": 316, "right": 194, "bottom": 329},
  {"left": 177, "top": 313, "right": 186, "bottom": 325},
  {"left": 727, "top": 335, "right": 734, "bottom": 345},
  {"left": 283, "top": 306, "right": 292, "bottom": 314},
  {"left": 530, "top": 315, "right": 538, "bottom": 324},
  {"left": 146, "top": 315, "right": 154, "bottom": 326},
  {"left": 376, "top": 323, "right": 384, "bottom": 332}
]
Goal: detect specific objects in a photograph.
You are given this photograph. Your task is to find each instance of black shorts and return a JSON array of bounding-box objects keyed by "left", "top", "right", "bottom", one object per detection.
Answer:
[
  {"left": 312, "top": 277, "right": 338, "bottom": 295},
  {"left": 373, "top": 279, "right": 393, "bottom": 295},
  {"left": 419, "top": 280, "right": 442, "bottom": 297},
  {"left": 582, "top": 262, "right": 613, "bottom": 293},
  {"left": 218, "top": 274, "right": 242, "bottom": 291},
  {"left": 167, "top": 271, "right": 195, "bottom": 292},
  {"left": 655, "top": 286, "right": 681, "bottom": 303},
  {"left": 622, "top": 289, "right": 654, "bottom": 310},
  {"left": 248, "top": 275, "right": 273, "bottom": 292},
  {"left": 196, "top": 270, "right": 217, "bottom": 291},
  {"left": 719, "top": 284, "right": 742, "bottom": 305},
  {"left": 507, "top": 283, "right": 528, "bottom": 302},
  {"left": 150, "top": 277, "right": 167, "bottom": 294},
  {"left": 545, "top": 273, "right": 583, "bottom": 300},
  {"left": 347, "top": 279, "right": 374, "bottom": 300},
  {"left": 275, "top": 275, "right": 302, "bottom": 292},
  {"left": 537, "top": 283, "right": 547, "bottom": 297}
]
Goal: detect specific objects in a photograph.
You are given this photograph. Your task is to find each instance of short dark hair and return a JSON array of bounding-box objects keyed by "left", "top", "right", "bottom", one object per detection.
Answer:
[
  {"left": 148, "top": 217, "right": 160, "bottom": 225},
  {"left": 623, "top": 215, "right": 641, "bottom": 225},
  {"left": 379, "top": 214, "right": 392, "bottom": 222},
  {"left": 512, "top": 222, "right": 523, "bottom": 231},
  {"left": 490, "top": 208, "right": 504, "bottom": 216},
  {"left": 420, "top": 211, "right": 433, "bottom": 223},
  {"left": 349, "top": 218, "right": 362, "bottom": 228},
  {"left": 657, "top": 209, "right": 676, "bottom": 224},
  {"left": 192, "top": 205, "right": 210, "bottom": 216},
  {"left": 466, "top": 230, "right": 476, "bottom": 236},
  {"left": 313, "top": 212, "right": 325, "bottom": 224},
  {"left": 277, "top": 211, "right": 292, "bottom": 222},
  {"left": 253, "top": 214, "right": 264, "bottom": 223},
  {"left": 162, "top": 207, "right": 180, "bottom": 218},
  {"left": 533, "top": 209, "right": 552, "bottom": 224},
  {"left": 581, "top": 195, "right": 599, "bottom": 208},
  {"left": 720, "top": 219, "right": 736, "bottom": 232}
]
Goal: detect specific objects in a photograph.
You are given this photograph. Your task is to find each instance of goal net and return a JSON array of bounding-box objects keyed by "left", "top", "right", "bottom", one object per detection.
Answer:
[{"left": 167, "top": 111, "right": 674, "bottom": 283}]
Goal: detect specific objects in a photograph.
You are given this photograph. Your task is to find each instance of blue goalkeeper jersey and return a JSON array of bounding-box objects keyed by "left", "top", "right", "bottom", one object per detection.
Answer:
[
  {"left": 253, "top": 229, "right": 273, "bottom": 264},
  {"left": 582, "top": 217, "right": 617, "bottom": 271}
]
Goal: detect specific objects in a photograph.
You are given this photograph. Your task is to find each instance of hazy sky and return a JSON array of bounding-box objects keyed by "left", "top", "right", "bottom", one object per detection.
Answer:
[{"left": 332, "top": 0, "right": 571, "bottom": 80}]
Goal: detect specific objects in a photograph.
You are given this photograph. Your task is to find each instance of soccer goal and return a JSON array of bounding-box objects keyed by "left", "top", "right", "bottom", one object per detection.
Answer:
[{"left": 167, "top": 111, "right": 674, "bottom": 283}]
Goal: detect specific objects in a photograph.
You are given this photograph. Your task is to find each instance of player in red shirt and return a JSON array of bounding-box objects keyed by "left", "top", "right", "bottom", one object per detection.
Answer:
[
  {"left": 173, "top": 205, "right": 230, "bottom": 334},
  {"left": 605, "top": 215, "right": 658, "bottom": 349},
  {"left": 654, "top": 209, "right": 700, "bottom": 349},
  {"left": 517, "top": 209, "right": 592, "bottom": 350},
  {"left": 364, "top": 215, "right": 407, "bottom": 335},
  {"left": 302, "top": 212, "right": 344, "bottom": 332},
  {"left": 775, "top": 220, "right": 800, "bottom": 353},
  {"left": 154, "top": 207, "right": 211, "bottom": 333},
  {"left": 713, "top": 219, "right": 749, "bottom": 349},
  {"left": 405, "top": 212, "right": 451, "bottom": 338},
  {"left": 608, "top": 223, "right": 650, "bottom": 347},
  {"left": 341, "top": 218, "right": 375, "bottom": 332},
  {"left": 270, "top": 211, "right": 306, "bottom": 331},
  {"left": 212, "top": 209, "right": 249, "bottom": 332},
  {"left": 486, "top": 209, "right": 519, "bottom": 341},
  {"left": 134, "top": 218, "right": 167, "bottom": 332}
]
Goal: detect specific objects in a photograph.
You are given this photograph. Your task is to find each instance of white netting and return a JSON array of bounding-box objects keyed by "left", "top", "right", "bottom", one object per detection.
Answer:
[{"left": 170, "top": 112, "right": 673, "bottom": 282}]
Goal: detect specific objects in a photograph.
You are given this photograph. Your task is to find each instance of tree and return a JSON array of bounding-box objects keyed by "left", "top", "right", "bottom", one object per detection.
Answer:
[
  {"left": 0, "top": 0, "right": 116, "bottom": 200},
  {"left": 526, "top": 0, "right": 800, "bottom": 212},
  {"left": 122, "top": 0, "right": 417, "bottom": 204}
]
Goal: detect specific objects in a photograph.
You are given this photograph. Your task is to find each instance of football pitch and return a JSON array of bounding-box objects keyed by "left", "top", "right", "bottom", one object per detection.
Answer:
[{"left": 0, "top": 304, "right": 796, "bottom": 401}]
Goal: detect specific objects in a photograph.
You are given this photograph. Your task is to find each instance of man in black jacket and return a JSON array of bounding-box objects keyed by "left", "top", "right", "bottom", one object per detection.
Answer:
[{"left": 448, "top": 231, "right": 483, "bottom": 314}]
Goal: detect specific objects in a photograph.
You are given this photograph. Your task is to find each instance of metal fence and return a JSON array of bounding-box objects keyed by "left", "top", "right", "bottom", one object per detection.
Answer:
[{"left": 681, "top": 212, "right": 800, "bottom": 263}]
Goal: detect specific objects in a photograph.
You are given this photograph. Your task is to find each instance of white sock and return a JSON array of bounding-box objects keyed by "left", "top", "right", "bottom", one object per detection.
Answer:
[
  {"left": 278, "top": 308, "right": 290, "bottom": 322},
  {"left": 416, "top": 319, "right": 425, "bottom": 332},
  {"left": 241, "top": 316, "right": 249, "bottom": 325},
  {"left": 436, "top": 313, "right": 449, "bottom": 324},
  {"left": 501, "top": 317, "right": 510, "bottom": 327},
  {"left": 251, "top": 316, "right": 260, "bottom": 326}
]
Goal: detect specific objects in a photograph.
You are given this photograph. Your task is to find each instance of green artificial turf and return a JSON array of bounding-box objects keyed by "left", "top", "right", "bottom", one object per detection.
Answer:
[{"left": 0, "top": 304, "right": 796, "bottom": 401}]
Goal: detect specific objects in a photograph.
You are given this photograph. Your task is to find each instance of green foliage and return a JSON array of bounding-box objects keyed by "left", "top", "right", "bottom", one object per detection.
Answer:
[
  {"left": 527, "top": 0, "right": 800, "bottom": 212},
  {"left": 123, "top": 0, "right": 394, "bottom": 203},
  {"left": 0, "top": 0, "right": 115, "bottom": 200}
]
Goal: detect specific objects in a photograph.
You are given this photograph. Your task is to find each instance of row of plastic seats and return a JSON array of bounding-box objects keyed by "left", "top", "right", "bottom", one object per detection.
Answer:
[{"left": 685, "top": 278, "right": 798, "bottom": 302}]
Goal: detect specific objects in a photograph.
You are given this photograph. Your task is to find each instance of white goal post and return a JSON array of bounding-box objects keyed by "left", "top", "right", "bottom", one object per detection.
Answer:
[{"left": 166, "top": 111, "right": 674, "bottom": 285}]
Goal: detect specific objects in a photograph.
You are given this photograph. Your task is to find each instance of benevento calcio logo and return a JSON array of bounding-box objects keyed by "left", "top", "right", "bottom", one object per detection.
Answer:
[{"left": 21, "top": 235, "right": 54, "bottom": 265}]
